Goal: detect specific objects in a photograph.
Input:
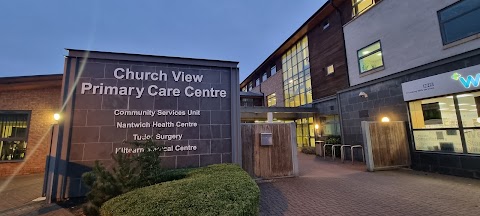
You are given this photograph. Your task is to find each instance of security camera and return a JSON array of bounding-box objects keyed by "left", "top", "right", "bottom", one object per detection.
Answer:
[{"left": 359, "top": 92, "right": 368, "bottom": 98}]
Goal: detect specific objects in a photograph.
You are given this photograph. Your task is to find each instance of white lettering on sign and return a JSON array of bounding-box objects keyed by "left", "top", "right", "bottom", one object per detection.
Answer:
[{"left": 80, "top": 68, "right": 227, "bottom": 98}]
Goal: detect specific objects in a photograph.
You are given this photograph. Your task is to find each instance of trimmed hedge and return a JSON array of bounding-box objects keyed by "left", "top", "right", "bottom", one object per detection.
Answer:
[{"left": 100, "top": 164, "right": 260, "bottom": 216}]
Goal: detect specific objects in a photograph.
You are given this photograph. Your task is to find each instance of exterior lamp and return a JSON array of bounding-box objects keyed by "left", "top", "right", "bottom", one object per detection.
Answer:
[
  {"left": 53, "top": 113, "right": 61, "bottom": 121},
  {"left": 315, "top": 124, "right": 319, "bottom": 130},
  {"left": 381, "top": 117, "right": 390, "bottom": 123}
]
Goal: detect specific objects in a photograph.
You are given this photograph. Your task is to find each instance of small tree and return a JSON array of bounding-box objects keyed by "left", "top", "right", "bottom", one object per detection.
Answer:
[{"left": 82, "top": 139, "right": 164, "bottom": 216}]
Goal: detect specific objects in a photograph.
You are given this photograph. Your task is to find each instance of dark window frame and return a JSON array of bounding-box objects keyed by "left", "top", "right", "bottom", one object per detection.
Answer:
[
  {"left": 357, "top": 40, "right": 384, "bottom": 74},
  {"left": 322, "top": 19, "right": 330, "bottom": 30},
  {"left": 437, "top": 0, "right": 480, "bottom": 45},
  {"left": 352, "top": 0, "right": 375, "bottom": 17},
  {"left": 0, "top": 110, "right": 32, "bottom": 162},
  {"left": 271, "top": 65, "right": 277, "bottom": 76},
  {"left": 267, "top": 93, "right": 277, "bottom": 107},
  {"left": 407, "top": 91, "right": 480, "bottom": 155}
]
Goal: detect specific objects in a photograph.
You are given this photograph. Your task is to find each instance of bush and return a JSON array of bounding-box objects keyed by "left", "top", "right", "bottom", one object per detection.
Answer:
[
  {"left": 326, "top": 135, "right": 341, "bottom": 144},
  {"left": 100, "top": 164, "right": 260, "bottom": 216},
  {"left": 82, "top": 140, "right": 167, "bottom": 216},
  {"left": 301, "top": 146, "right": 316, "bottom": 155}
]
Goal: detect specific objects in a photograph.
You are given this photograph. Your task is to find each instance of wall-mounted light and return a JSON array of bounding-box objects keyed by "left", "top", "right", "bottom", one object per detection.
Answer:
[
  {"left": 315, "top": 124, "right": 319, "bottom": 130},
  {"left": 381, "top": 117, "right": 390, "bottom": 123},
  {"left": 54, "top": 113, "right": 61, "bottom": 121}
]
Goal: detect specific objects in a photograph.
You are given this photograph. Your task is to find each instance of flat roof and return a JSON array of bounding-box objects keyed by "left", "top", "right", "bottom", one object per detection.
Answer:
[
  {"left": 66, "top": 49, "right": 239, "bottom": 69},
  {"left": 0, "top": 74, "right": 63, "bottom": 91}
]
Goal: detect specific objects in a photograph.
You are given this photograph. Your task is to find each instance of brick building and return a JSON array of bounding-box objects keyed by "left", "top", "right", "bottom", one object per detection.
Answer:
[
  {"left": 240, "top": 0, "right": 356, "bottom": 146},
  {"left": 0, "top": 74, "right": 62, "bottom": 177}
]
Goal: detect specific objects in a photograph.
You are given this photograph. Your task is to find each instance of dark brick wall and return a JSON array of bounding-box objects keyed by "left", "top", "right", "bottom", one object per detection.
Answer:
[
  {"left": 338, "top": 51, "right": 480, "bottom": 177},
  {"left": 0, "top": 87, "right": 61, "bottom": 177},
  {"left": 313, "top": 97, "right": 338, "bottom": 115},
  {"left": 65, "top": 57, "right": 234, "bottom": 197}
]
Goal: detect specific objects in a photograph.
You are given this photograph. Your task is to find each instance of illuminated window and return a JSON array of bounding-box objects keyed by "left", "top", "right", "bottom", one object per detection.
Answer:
[
  {"left": 352, "top": 0, "right": 375, "bottom": 17},
  {"left": 326, "top": 64, "right": 335, "bottom": 75},
  {"left": 358, "top": 41, "right": 384, "bottom": 73},
  {"left": 0, "top": 112, "right": 30, "bottom": 161},
  {"left": 438, "top": 0, "right": 480, "bottom": 45},
  {"left": 271, "top": 65, "right": 277, "bottom": 76},
  {"left": 267, "top": 93, "right": 277, "bottom": 107},
  {"left": 282, "top": 36, "right": 312, "bottom": 107},
  {"left": 296, "top": 117, "right": 316, "bottom": 147},
  {"left": 409, "top": 92, "right": 480, "bottom": 154}
]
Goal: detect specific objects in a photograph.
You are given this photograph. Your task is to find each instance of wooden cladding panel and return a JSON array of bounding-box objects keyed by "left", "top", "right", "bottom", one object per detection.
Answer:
[
  {"left": 368, "top": 122, "right": 410, "bottom": 168},
  {"left": 241, "top": 124, "right": 294, "bottom": 178},
  {"left": 308, "top": 0, "right": 352, "bottom": 100}
]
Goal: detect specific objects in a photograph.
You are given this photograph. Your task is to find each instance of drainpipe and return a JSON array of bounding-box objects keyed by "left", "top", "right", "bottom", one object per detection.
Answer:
[{"left": 330, "top": 0, "right": 349, "bottom": 145}]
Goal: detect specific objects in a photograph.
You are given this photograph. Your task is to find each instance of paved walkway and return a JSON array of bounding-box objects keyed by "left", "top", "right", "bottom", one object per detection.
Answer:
[
  {"left": 259, "top": 153, "right": 480, "bottom": 216},
  {"left": 0, "top": 174, "right": 73, "bottom": 216}
]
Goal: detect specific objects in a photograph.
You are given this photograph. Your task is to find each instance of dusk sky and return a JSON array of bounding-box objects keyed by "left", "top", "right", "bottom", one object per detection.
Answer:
[{"left": 0, "top": 0, "right": 327, "bottom": 82}]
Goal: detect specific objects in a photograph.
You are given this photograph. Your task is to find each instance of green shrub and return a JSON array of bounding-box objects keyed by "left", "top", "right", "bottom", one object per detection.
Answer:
[
  {"left": 326, "top": 135, "right": 341, "bottom": 144},
  {"left": 82, "top": 140, "right": 167, "bottom": 216},
  {"left": 301, "top": 146, "right": 316, "bottom": 155},
  {"left": 100, "top": 164, "right": 260, "bottom": 216}
]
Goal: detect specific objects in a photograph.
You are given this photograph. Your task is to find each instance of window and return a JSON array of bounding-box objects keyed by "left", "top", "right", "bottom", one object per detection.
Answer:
[
  {"left": 255, "top": 78, "right": 260, "bottom": 87},
  {"left": 409, "top": 92, "right": 480, "bottom": 154},
  {"left": 358, "top": 41, "right": 384, "bottom": 73},
  {"left": 326, "top": 64, "right": 335, "bottom": 75},
  {"left": 271, "top": 65, "right": 277, "bottom": 76},
  {"left": 438, "top": 0, "right": 480, "bottom": 45},
  {"left": 0, "top": 112, "right": 30, "bottom": 161},
  {"left": 262, "top": 73, "right": 267, "bottom": 82},
  {"left": 267, "top": 93, "right": 277, "bottom": 107},
  {"left": 352, "top": 0, "right": 375, "bottom": 17},
  {"left": 322, "top": 20, "right": 330, "bottom": 30},
  {"left": 248, "top": 82, "right": 253, "bottom": 91},
  {"left": 242, "top": 86, "right": 247, "bottom": 92},
  {"left": 282, "top": 36, "right": 312, "bottom": 107},
  {"left": 296, "top": 117, "right": 315, "bottom": 147}
]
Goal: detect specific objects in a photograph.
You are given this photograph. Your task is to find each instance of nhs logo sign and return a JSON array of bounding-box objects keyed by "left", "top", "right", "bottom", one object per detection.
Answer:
[
  {"left": 402, "top": 65, "right": 480, "bottom": 101},
  {"left": 452, "top": 72, "right": 480, "bottom": 88}
]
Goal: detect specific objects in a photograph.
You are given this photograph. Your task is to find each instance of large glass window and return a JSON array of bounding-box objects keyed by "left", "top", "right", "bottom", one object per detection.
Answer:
[
  {"left": 296, "top": 117, "right": 315, "bottom": 147},
  {"left": 0, "top": 112, "right": 30, "bottom": 161},
  {"left": 320, "top": 115, "right": 341, "bottom": 136},
  {"left": 352, "top": 0, "right": 375, "bottom": 17},
  {"left": 282, "top": 36, "right": 312, "bottom": 107},
  {"left": 409, "top": 92, "right": 480, "bottom": 154},
  {"left": 438, "top": 0, "right": 480, "bottom": 45},
  {"left": 358, "top": 41, "right": 384, "bottom": 73},
  {"left": 267, "top": 93, "right": 277, "bottom": 107}
]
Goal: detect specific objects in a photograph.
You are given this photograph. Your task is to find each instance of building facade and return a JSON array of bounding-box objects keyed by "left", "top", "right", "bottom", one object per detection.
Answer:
[
  {"left": 0, "top": 75, "right": 62, "bottom": 177},
  {"left": 240, "top": 0, "right": 354, "bottom": 147},
  {"left": 340, "top": 0, "right": 480, "bottom": 178}
]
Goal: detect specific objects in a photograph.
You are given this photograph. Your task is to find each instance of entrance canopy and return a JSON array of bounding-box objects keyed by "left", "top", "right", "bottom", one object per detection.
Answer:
[{"left": 241, "top": 106, "right": 318, "bottom": 122}]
